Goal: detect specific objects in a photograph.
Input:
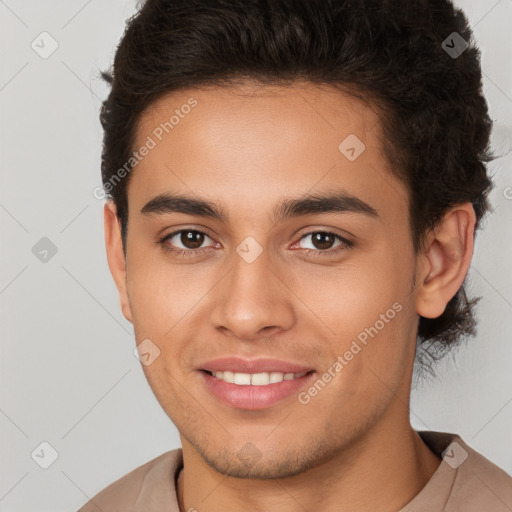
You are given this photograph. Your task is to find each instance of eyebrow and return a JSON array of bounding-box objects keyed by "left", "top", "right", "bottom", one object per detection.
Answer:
[{"left": 140, "top": 190, "right": 379, "bottom": 223}]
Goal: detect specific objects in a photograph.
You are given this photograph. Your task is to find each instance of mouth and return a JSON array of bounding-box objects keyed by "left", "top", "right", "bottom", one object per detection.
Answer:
[
  {"left": 199, "top": 369, "right": 317, "bottom": 410},
  {"left": 201, "top": 369, "right": 314, "bottom": 385}
]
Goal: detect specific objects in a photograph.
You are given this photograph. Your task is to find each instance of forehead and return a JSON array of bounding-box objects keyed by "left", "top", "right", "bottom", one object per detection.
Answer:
[
  {"left": 136, "top": 80, "right": 380, "bottom": 146},
  {"left": 130, "top": 81, "right": 407, "bottom": 223}
]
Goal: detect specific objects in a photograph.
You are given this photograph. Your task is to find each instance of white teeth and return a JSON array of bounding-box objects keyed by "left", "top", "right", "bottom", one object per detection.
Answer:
[
  {"left": 222, "top": 370, "right": 234, "bottom": 383},
  {"left": 210, "top": 370, "right": 308, "bottom": 385},
  {"left": 233, "top": 372, "right": 251, "bottom": 385},
  {"left": 269, "top": 372, "right": 284, "bottom": 383},
  {"left": 251, "top": 372, "right": 270, "bottom": 386}
]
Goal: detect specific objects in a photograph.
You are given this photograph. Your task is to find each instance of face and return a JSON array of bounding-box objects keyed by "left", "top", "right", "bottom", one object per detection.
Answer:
[{"left": 111, "top": 81, "right": 425, "bottom": 478}]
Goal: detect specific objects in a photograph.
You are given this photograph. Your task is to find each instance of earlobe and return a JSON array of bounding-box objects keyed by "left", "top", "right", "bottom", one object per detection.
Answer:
[
  {"left": 415, "top": 203, "right": 476, "bottom": 319},
  {"left": 104, "top": 201, "right": 133, "bottom": 324}
]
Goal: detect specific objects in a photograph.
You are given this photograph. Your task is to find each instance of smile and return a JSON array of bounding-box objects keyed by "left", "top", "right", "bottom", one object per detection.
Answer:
[
  {"left": 200, "top": 369, "right": 317, "bottom": 410},
  {"left": 205, "top": 370, "right": 310, "bottom": 385}
]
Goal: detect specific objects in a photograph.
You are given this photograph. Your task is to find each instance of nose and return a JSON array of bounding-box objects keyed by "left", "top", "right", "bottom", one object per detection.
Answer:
[{"left": 209, "top": 246, "right": 296, "bottom": 341}]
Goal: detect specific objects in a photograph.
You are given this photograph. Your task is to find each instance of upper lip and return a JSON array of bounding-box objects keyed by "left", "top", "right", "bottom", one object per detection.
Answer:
[{"left": 199, "top": 357, "right": 315, "bottom": 374}]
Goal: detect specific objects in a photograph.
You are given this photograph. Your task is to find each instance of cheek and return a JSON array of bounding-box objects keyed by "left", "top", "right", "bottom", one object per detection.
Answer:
[
  {"left": 299, "top": 241, "right": 414, "bottom": 379},
  {"left": 127, "top": 273, "right": 171, "bottom": 335},
  {"left": 125, "top": 251, "right": 215, "bottom": 343},
  {"left": 299, "top": 245, "right": 409, "bottom": 332},
  {"left": 125, "top": 251, "right": 175, "bottom": 343}
]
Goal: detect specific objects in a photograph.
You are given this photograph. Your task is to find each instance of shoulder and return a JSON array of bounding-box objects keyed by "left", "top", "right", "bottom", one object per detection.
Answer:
[
  {"left": 77, "top": 448, "right": 183, "bottom": 512},
  {"left": 418, "top": 431, "right": 512, "bottom": 510},
  {"left": 401, "top": 431, "right": 512, "bottom": 511},
  {"left": 449, "top": 435, "right": 512, "bottom": 510}
]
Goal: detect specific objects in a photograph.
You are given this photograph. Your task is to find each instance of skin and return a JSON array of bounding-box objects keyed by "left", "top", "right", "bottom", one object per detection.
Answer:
[{"left": 104, "top": 80, "right": 476, "bottom": 512}]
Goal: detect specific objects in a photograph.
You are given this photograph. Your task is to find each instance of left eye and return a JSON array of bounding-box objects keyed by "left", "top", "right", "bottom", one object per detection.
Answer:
[{"left": 295, "top": 231, "right": 348, "bottom": 251}]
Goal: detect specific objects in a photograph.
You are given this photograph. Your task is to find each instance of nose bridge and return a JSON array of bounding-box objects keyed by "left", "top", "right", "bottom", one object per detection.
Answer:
[{"left": 210, "top": 240, "right": 295, "bottom": 339}]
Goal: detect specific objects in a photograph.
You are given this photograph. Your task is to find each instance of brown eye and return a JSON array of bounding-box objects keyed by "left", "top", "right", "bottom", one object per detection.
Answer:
[
  {"left": 160, "top": 229, "right": 215, "bottom": 254},
  {"left": 294, "top": 231, "right": 354, "bottom": 258},
  {"left": 299, "top": 231, "right": 343, "bottom": 251},
  {"left": 179, "top": 230, "right": 206, "bottom": 249},
  {"left": 310, "top": 232, "right": 336, "bottom": 250}
]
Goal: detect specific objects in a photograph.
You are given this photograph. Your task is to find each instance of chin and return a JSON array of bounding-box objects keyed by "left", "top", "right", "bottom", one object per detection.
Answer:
[{"left": 193, "top": 441, "right": 323, "bottom": 480}]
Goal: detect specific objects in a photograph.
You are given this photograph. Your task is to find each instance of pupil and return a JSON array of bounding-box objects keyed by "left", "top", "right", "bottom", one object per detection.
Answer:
[
  {"left": 313, "top": 232, "right": 334, "bottom": 250},
  {"left": 182, "top": 230, "right": 204, "bottom": 249}
]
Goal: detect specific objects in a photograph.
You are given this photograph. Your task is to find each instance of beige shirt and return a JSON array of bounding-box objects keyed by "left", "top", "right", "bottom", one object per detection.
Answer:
[{"left": 78, "top": 431, "right": 512, "bottom": 511}]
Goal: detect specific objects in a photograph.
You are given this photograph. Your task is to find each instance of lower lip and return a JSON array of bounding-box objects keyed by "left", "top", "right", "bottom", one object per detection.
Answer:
[{"left": 199, "top": 370, "right": 317, "bottom": 410}]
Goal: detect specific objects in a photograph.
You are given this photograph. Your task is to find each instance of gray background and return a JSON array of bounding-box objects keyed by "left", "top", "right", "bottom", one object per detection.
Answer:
[{"left": 1, "top": 1, "right": 511, "bottom": 510}]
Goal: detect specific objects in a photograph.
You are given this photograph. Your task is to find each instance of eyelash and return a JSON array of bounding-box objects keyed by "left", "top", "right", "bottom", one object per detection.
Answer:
[{"left": 157, "top": 229, "right": 354, "bottom": 259}]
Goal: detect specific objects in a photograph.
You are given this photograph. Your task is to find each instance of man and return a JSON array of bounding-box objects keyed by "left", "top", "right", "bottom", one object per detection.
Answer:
[{"left": 79, "top": 0, "right": 512, "bottom": 510}]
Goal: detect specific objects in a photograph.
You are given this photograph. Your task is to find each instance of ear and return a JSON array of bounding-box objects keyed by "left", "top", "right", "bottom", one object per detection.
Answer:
[
  {"left": 104, "top": 201, "right": 133, "bottom": 324},
  {"left": 415, "top": 202, "right": 476, "bottom": 319}
]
